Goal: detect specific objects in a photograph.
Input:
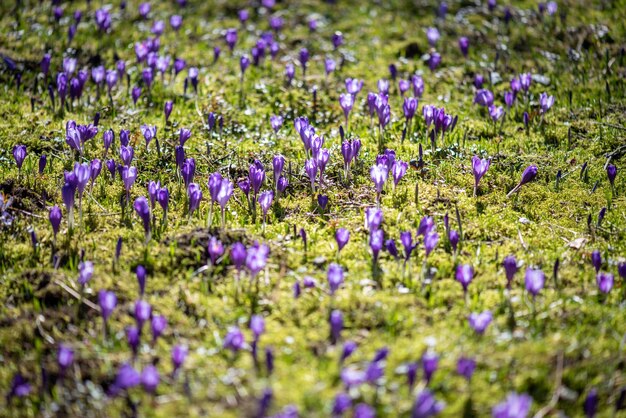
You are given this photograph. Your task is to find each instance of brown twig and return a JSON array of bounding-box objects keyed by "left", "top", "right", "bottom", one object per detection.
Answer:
[{"left": 534, "top": 351, "right": 564, "bottom": 418}]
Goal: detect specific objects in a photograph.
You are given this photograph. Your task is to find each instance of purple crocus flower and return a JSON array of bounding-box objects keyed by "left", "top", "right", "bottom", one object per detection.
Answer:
[
  {"left": 38, "top": 154, "right": 47, "bottom": 174},
  {"left": 285, "top": 63, "right": 295, "bottom": 83},
  {"left": 456, "top": 357, "right": 476, "bottom": 381},
  {"left": 187, "top": 183, "right": 202, "bottom": 216},
  {"left": 339, "top": 93, "right": 354, "bottom": 127},
  {"left": 270, "top": 115, "right": 283, "bottom": 133},
  {"left": 112, "top": 363, "right": 140, "bottom": 395},
  {"left": 138, "top": 2, "right": 150, "bottom": 18},
  {"left": 472, "top": 156, "right": 491, "bottom": 197},
  {"left": 330, "top": 309, "right": 343, "bottom": 343},
  {"left": 65, "top": 126, "right": 81, "bottom": 152},
  {"left": 12, "top": 145, "right": 27, "bottom": 170},
  {"left": 345, "top": 78, "right": 364, "bottom": 96},
  {"left": 121, "top": 166, "right": 138, "bottom": 194},
  {"left": 391, "top": 161, "right": 408, "bottom": 188},
  {"left": 369, "top": 229, "right": 384, "bottom": 262},
  {"left": 474, "top": 89, "right": 494, "bottom": 107},
  {"left": 503, "top": 255, "right": 518, "bottom": 289},
  {"left": 422, "top": 351, "right": 438, "bottom": 383},
  {"left": 141, "top": 365, "right": 160, "bottom": 393},
  {"left": 170, "top": 14, "right": 183, "bottom": 31},
  {"left": 413, "top": 388, "right": 445, "bottom": 417},
  {"left": 539, "top": 92, "right": 555, "bottom": 114},
  {"left": 250, "top": 315, "right": 265, "bottom": 341},
  {"left": 492, "top": 393, "right": 532, "bottom": 418},
  {"left": 507, "top": 165, "right": 538, "bottom": 197},
  {"left": 136, "top": 265, "right": 147, "bottom": 296},
  {"left": 370, "top": 163, "right": 389, "bottom": 199},
  {"left": 140, "top": 125, "right": 157, "bottom": 149},
  {"left": 424, "top": 232, "right": 439, "bottom": 257},
  {"left": 489, "top": 105, "right": 504, "bottom": 122},
  {"left": 606, "top": 164, "right": 617, "bottom": 187},
  {"left": 135, "top": 299, "right": 152, "bottom": 329},
  {"left": 378, "top": 78, "right": 390, "bottom": 95},
  {"left": 328, "top": 263, "right": 344, "bottom": 295},
  {"left": 325, "top": 58, "right": 336, "bottom": 76},
  {"left": 223, "top": 326, "right": 245, "bottom": 352},
  {"left": 428, "top": 52, "right": 441, "bottom": 71},
  {"left": 520, "top": 73, "right": 532, "bottom": 92},
  {"left": 172, "top": 345, "right": 188, "bottom": 373},
  {"left": 258, "top": 191, "right": 274, "bottom": 223},
  {"left": 459, "top": 37, "right": 469, "bottom": 57},
  {"left": 134, "top": 196, "right": 151, "bottom": 239},
  {"left": 365, "top": 207, "right": 383, "bottom": 231},
  {"left": 246, "top": 242, "right": 269, "bottom": 278},
  {"left": 525, "top": 268, "right": 545, "bottom": 297},
  {"left": 591, "top": 250, "right": 602, "bottom": 272},
  {"left": 404, "top": 97, "right": 418, "bottom": 121},
  {"left": 95, "top": 8, "right": 111, "bottom": 32},
  {"left": 151, "top": 314, "right": 167, "bottom": 342},
  {"left": 7, "top": 373, "right": 31, "bottom": 399},
  {"left": 305, "top": 159, "right": 318, "bottom": 193},
  {"left": 469, "top": 311, "right": 493, "bottom": 334},
  {"left": 399, "top": 79, "right": 411, "bottom": 96},
  {"left": 333, "top": 393, "right": 352, "bottom": 416},
  {"left": 49, "top": 205, "right": 62, "bottom": 238},
  {"left": 584, "top": 389, "right": 598, "bottom": 418},
  {"left": 335, "top": 228, "right": 350, "bottom": 252},
  {"left": 400, "top": 231, "right": 414, "bottom": 261},
  {"left": 57, "top": 344, "right": 74, "bottom": 372},
  {"left": 504, "top": 91, "right": 515, "bottom": 108},
  {"left": 354, "top": 403, "right": 375, "bottom": 418},
  {"left": 298, "top": 48, "right": 309, "bottom": 75},
  {"left": 596, "top": 272, "right": 614, "bottom": 294},
  {"left": 426, "top": 27, "right": 440, "bottom": 46},
  {"left": 77, "top": 261, "right": 94, "bottom": 285},
  {"left": 472, "top": 75, "right": 484, "bottom": 90},
  {"left": 98, "top": 290, "right": 117, "bottom": 321},
  {"left": 411, "top": 74, "right": 425, "bottom": 97},
  {"left": 456, "top": 264, "right": 474, "bottom": 293}
]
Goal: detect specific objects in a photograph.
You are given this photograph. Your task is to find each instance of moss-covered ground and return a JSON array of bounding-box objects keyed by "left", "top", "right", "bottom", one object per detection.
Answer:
[{"left": 0, "top": 0, "right": 625, "bottom": 416}]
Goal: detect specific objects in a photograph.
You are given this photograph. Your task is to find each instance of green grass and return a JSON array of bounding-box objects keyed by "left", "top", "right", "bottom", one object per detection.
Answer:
[{"left": 0, "top": 0, "right": 625, "bottom": 416}]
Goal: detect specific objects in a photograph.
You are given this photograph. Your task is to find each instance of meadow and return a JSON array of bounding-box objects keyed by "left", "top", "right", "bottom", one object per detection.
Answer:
[{"left": 0, "top": 0, "right": 625, "bottom": 416}]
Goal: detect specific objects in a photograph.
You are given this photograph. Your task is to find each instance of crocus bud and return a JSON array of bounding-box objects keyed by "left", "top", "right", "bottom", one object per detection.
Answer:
[
  {"left": 525, "top": 268, "right": 545, "bottom": 297},
  {"left": 164, "top": 101, "right": 173, "bottom": 123},
  {"left": 135, "top": 300, "right": 152, "bottom": 329},
  {"left": 223, "top": 326, "right": 245, "bottom": 352},
  {"left": 57, "top": 344, "right": 74, "bottom": 372},
  {"left": 98, "top": 290, "right": 117, "bottom": 321},
  {"left": 49, "top": 205, "right": 62, "bottom": 238},
  {"left": 328, "top": 263, "right": 344, "bottom": 295},
  {"left": 607, "top": 164, "right": 617, "bottom": 187},
  {"left": 133, "top": 196, "right": 151, "bottom": 238},
  {"left": 422, "top": 352, "right": 438, "bottom": 383},
  {"left": 456, "top": 264, "right": 473, "bottom": 293},
  {"left": 459, "top": 37, "right": 469, "bottom": 57},
  {"left": 335, "top": 228, "right": 350, "bottom": 252},
  {"left": 13, "top": 145, "right": 27, "bottom": 170},
  {"left": 77, "top": 261, "right": 94, "bottom": 285},
  {"left": 469, "top": 310, "right": 493, "bottom": 334},
  {"left": 584, "top": 388, "right": 598, "bottom": 418},
  {"left": 126, "top": 326, "right": 140, "bottom": 355},
  {"left": 172, "top": 345, "right": 188, "bottom": 373},
  {"left": 136, "top": 265, "right": 147, "bottom": 296},
  {"left": 151, "top": 315, "right": 167, "bottom": 341},
  {"left": 503, "top": 255, "right": 518, "bottom": 288},
  {"left": 141, "top": 365, "right": 160, "bottom": 393},
  {"left": 39, "top": 155, "right": 47, "bottom": 174},
  {"left": 330, "top": 309, "right": 343, "bottom": 343},
  {"left": 596, "top": 272, "right": 614, "bottom": 294},
  {"left": 456, "top": 357, "right": 476, "bottom": 381},
  {"left": 591, "top": 250, "right": 602, "bottom": 272}
]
